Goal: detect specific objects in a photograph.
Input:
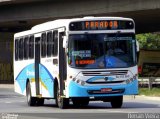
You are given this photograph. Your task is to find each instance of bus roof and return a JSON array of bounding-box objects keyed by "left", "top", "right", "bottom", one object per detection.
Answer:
[{"left": 14, "top": 17, "right": 134, "bottom": 38}]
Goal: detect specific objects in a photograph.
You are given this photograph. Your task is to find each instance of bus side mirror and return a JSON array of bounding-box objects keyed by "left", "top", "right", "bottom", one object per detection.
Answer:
[
  {"left": 136, "top": 40, "right": 139, "bottom": 52},
  {"left": 136, "top": 40, "right": 140, "bottom": 63},
  {"left": 63, "top": 36, "right": 67, "bottom": 48}
]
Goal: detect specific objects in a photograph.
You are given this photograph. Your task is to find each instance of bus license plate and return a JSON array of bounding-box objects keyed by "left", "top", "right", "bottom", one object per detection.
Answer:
[{"left": 101, "top": 88, "right": 112, "bottom": 93}]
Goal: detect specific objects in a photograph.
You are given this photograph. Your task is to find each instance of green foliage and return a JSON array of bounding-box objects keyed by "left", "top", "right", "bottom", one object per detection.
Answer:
[{"left": 136, "top": 33, "right": 160, "bottom": 50}]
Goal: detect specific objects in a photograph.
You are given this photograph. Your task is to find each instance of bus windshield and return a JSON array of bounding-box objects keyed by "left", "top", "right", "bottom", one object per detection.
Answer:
[{"left": 68, "top": 33, "right": 136, "bottom": 69}]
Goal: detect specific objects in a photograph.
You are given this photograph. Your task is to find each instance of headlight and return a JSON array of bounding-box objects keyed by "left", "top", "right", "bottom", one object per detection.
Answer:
[
  {"left": 80, "top": 80, "right": 85, "bottom": 86},
  {"left": 72, "top": 78, "right": 76, "bottom": 81},
  {"left": 130, "top": 78, "right": 134, "bottom": 82},
  {"left": 72, "top": 78, "right": 86, "bottom": 86},
  {"left": 76, "top": 79, "right": 80, "bottom": 83},
  {"left": 126, "top": 79, "right": 130, "bottom": 84},
  {"left": 125, "top": 74, "right": 137, "bottom": 84}
]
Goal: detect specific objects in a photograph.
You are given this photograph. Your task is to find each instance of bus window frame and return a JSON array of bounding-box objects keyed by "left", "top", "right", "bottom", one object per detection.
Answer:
[
  {"left": 15, "top": 39, "right": 19, "bottom": 61},
  {"left": 24, "top": 36, "right": 29, "bottom": 60},
  {"left": 41, "top": 32, "right": 47, "bottom": 58},
  {"left": 18, "top": 38, "right": 24, "bottom": 60},
  {"left": 52, "top": 30, "right": 58, "bottom": 56},
  {"left": 29, "top": 35, "right": 34, "bottom": 59},
  {"left": 47, "top": 31, "right": 53, "bottom": 57}
]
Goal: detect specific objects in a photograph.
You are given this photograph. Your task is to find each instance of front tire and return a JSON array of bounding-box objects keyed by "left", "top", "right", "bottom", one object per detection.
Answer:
[
  {"left": 111, "top": 96, "right": 123, "bottom": 108},
  {"left": 55, "top": 84, "right": 69, "bottom": 109},
  {"left": 26, "top": 82, "right": 36, "bottom": 106}
]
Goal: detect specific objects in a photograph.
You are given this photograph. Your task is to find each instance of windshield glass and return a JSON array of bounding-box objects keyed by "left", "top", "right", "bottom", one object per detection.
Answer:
[{"left": 68, "top": 33, "right": 136, "bottom": 69}]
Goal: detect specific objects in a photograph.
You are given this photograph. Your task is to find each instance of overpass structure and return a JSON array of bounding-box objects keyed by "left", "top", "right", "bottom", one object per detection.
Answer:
[
  {"left": 0, "top": 0, "right": 160, "bottom": 83},
  {"left": 0, "top": 0, "right": 160, "bottom": 33}
]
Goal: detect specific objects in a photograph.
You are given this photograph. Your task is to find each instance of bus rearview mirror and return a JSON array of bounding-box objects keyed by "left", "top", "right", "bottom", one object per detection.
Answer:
[
  {"left": 136, "top": 40, "right": 139, "bottom": 52},
  {"left": 63, "top": 36, "right": 67, "bottom": 48}
]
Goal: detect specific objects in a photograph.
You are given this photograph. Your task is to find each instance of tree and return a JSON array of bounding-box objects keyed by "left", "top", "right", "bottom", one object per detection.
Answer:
[{"left": 136, "top": 33, "right": 160, "bottom": 50}]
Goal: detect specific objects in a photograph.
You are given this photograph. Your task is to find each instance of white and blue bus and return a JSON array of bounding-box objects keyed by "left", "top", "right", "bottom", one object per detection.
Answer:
[{"left": 14, "top": 17, "right": 139, "bottom": 109}]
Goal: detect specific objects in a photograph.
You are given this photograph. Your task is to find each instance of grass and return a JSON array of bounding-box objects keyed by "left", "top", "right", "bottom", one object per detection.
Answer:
[{"left": 139, "top": 88, "right": 160, "bottom": 97}]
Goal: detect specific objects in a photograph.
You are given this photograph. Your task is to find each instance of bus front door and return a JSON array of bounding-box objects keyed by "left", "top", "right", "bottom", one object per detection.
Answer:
[
  {"left": 35, "top": 37, "right": 41, "bottom": 96},
  {"left": 59, "top": 32, "right": 67, "bottom": 96}
]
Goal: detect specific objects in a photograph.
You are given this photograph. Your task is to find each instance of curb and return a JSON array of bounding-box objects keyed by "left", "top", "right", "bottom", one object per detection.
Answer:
[
  {"left": 135, "top": 95, "right": 160, "bottom": 101},
  {"left": 0, "top": 84, "right": 14, "bottom": 89}
]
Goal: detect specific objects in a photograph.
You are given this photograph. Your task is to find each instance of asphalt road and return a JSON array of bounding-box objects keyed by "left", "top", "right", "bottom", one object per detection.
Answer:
[{"left": 0, "top": 85, "right": 160, "bottom": 119}]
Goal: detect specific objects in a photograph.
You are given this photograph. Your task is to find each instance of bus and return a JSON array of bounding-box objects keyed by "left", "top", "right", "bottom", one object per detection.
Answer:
[{"left": 14, "top": 17, "right": 139, "bottom": 109}]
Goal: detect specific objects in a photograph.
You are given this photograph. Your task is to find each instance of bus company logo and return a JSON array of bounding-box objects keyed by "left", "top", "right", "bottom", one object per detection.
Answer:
[
  {"left": 26, "top": 69, "right": 34, "bottom": 76},
  {"left": 104, "top": 77, "right": 115, "bottom": 81},
  {"left": 104, "top": 77, "right": 109, "bottom": 81}
]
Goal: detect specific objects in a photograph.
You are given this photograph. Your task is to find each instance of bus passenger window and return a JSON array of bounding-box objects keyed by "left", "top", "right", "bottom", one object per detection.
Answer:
[
  {"left": 29, "top": 36, "right": 34, "bottom": 59},
  {"left": 15, "top": 39, "right": 19, "bottom": 61},
  {"left": 24, "top": 37, "right": 29, "bottom": 59},
  {"left": 52, "top": 30, "right": 58, "bottom": 56},
  {"left": 47, "top": 31, "right": 52, "bottom": 57},
  {"left": 41, "top": 33, "right": 47, "bottom": 57},
  {"left": 19, "top": 38, "right": 24, "bottom": 60}
]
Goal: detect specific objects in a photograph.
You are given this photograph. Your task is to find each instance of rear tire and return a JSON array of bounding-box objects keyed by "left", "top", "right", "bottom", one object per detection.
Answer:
[
  {"left": 111, "top": 96, "right": 123, "bottom": 108},
  {"left": 26, "top": 82, "right": 36, "bottom": 106}
]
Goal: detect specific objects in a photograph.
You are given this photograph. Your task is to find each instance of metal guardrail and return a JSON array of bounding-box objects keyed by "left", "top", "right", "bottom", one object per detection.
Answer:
[{"left": 138, "top": 77, "right": 160, "bottom": 89}]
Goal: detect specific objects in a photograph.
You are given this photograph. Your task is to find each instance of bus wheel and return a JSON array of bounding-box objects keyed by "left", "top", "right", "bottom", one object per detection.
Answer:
[
  {"left": 110, "top": 96, "right": 123, "bottom": 108},
  {"left": 54, "top": 81, "right": 58, "bottom": 107},
  {"left": 55, "top": 85, "right": 69, "bottom": 109},
  {"left": 36, "top": 98, "right": 44, "bottom": 106},
  {"left": 26, "top": 82, "right": 36, "bottom": 106}
]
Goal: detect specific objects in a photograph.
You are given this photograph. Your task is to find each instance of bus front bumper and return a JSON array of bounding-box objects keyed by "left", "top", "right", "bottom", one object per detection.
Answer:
[{"left": 68, "top": 80, "right": 138, "bottom": 97}]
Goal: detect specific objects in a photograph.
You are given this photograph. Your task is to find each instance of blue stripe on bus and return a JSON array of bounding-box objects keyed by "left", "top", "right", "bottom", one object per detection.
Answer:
[
  {"left": 15, "top": 63, "right": 55, "bottom": 97},
  {"left": 39, "top": 64, "right": 55, "bottom": 97}
]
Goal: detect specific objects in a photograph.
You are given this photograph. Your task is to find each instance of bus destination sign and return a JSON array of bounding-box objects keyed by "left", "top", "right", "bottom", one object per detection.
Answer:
[{"left": 69, "top": 20, "right": 134, "bottom": 31}]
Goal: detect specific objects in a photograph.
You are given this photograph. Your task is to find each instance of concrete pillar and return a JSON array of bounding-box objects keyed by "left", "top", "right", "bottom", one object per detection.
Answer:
[{"left": 0, "top": 32, "right": 14, "bottom": 83}]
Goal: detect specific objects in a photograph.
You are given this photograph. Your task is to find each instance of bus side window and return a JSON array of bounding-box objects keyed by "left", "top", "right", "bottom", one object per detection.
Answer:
[
  {"left": 24, "top": 36, "right": 29, "bottom": 59},
  {"left": 29, "top": 36, "right": 34, "bottom": 59},
  {"left": 41, "top": 33, "right": 47, "bottom": 58},
  {"left": 19, "top": 38, "right": 24, "bottom": 60},
  {"left": 15, "top": 39, "right": 19, "bottom": 61},
  {"left": 47, "top": 31, "right": 52, "bottom": 57},
  {"left": 52, "top": 30, "right": 58, "bottom": 56}
]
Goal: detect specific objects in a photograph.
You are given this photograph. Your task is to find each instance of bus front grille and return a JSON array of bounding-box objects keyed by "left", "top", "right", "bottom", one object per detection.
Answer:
[
  {"left": 82, "top": 70, "right": 128, "bottom": 76},
  {"left": 86, "top": 80, "right": 125, "bottom": 84}
]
